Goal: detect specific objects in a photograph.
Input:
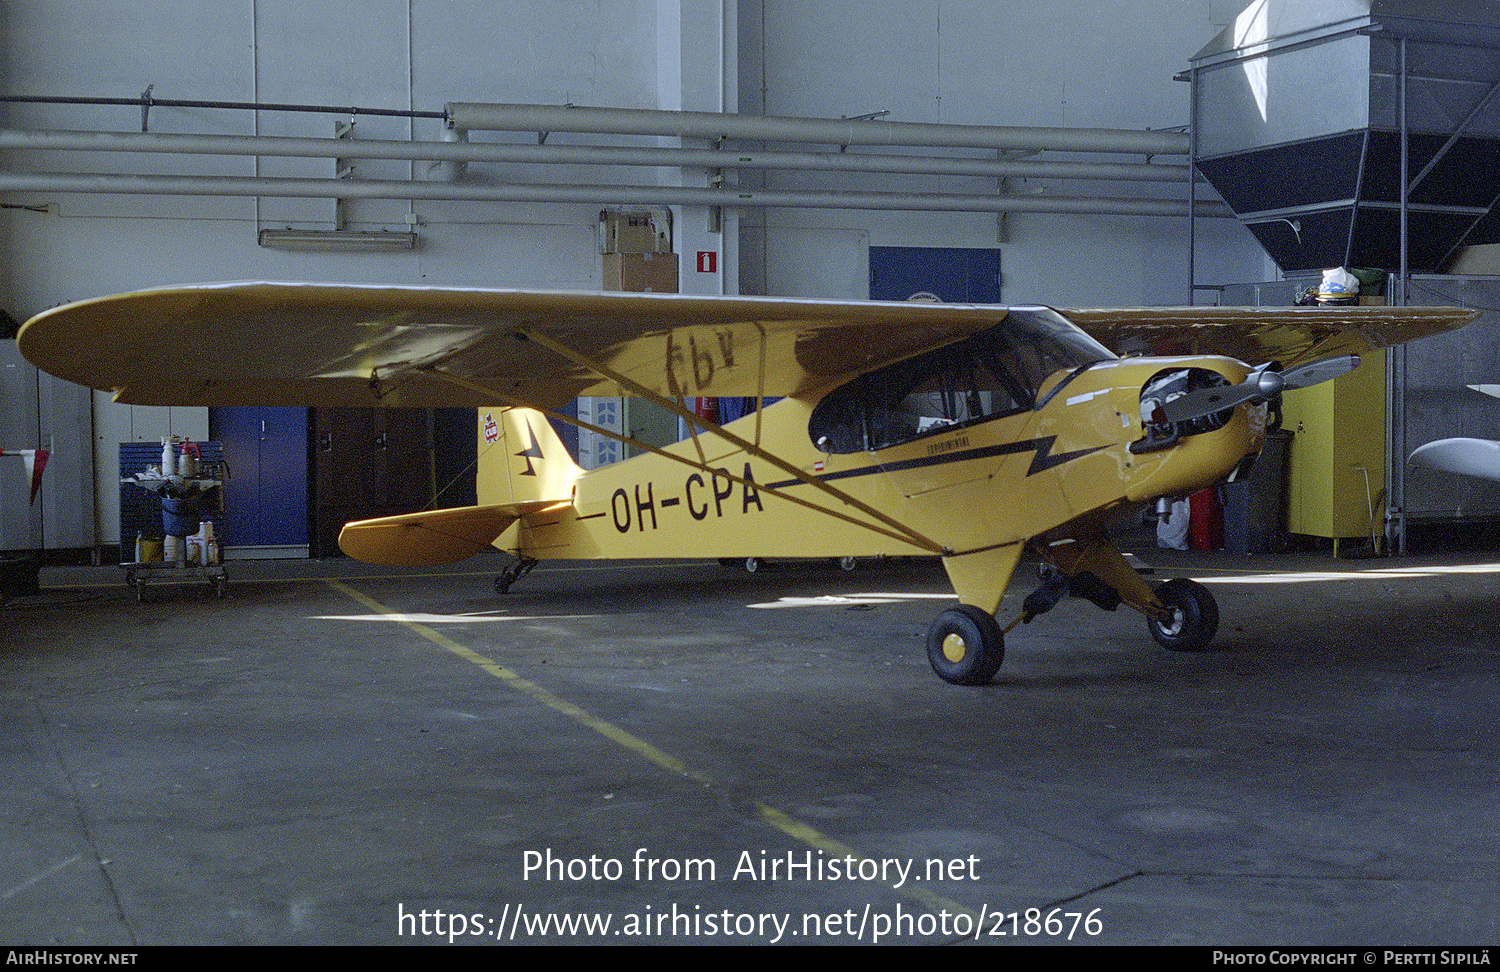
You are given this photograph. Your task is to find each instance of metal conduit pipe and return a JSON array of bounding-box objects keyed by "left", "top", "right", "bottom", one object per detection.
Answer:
[
  {"left": 0, "top": 171, "right": 1232, "bottom": 217},
  {"left": 0, "top": 93, "right": 445, "bottom": 120},
  {"left": 3, "top": 95, "right": 1188, "bottom": 158},
  {"left": 446, "top": 102, "right": 1191, "bottom": 157},
  {"left": 0, "top": 129, "right": 1190, "bottom": 183}
]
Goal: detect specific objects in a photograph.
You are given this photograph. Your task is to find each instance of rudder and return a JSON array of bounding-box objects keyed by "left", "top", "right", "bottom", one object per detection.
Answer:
[{"left": 476, "top": 407, "right": 581, "bottom": 507}]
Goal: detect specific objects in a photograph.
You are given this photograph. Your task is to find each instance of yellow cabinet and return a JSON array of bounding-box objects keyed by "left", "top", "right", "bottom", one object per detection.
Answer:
[{"left": 1280, "top": 349, "right": 1386, "bottom": 544}]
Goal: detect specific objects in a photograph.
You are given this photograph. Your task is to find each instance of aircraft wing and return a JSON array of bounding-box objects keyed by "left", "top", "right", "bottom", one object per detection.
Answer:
[
  {"left": 1066, "top": 305, "right": 1478, "bottom": 365},
  {"left": 1409, "top": 438, "right": 1500, "bottom": 482},
  {"left": 20, "top": 285, "right": 1476, "bottom": 409},
  {"left": 17, "top": 282, "right": 1007, "bottom": 409},
  {"left": 1407, "top": 385, "right": 1500, "bottom": 483}
]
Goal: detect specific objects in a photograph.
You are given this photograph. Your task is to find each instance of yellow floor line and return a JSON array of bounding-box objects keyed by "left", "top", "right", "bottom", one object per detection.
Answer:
[{"left": 324, "top": 577, "right": 986, "bottom": 927}]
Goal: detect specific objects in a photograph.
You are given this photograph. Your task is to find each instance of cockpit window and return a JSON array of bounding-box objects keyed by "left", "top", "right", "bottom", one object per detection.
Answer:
[{"left": 808, "top": 308, "right": 1113, "bottom": 454}]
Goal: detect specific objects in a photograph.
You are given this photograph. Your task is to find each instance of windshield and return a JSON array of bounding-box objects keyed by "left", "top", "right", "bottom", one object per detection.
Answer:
[{"left": 808, "top": 307, "right": 1114, "bottom": 454}]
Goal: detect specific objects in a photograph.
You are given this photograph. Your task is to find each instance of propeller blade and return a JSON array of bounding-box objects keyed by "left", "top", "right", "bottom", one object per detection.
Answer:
[
  {"left": 1279, "top": 354, "right": 1360, "bottom": 390},
  {"left": 1158, "top": 366, "right": 1282, "bottom": 424},
  {"left": 1157, "top": 354, "right": 1360, "bottom": 425}
]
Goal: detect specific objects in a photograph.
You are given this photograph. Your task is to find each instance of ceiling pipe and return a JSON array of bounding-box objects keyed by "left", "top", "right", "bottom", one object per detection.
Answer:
[
  {"left": 0, "top": 128, "right": 1190, "bottom": 183},
  {"left": 446, "top": 102, "right": 1191, "bottom": 157},
  {"left": 0, "top": 170, "right": 1231, "bottom": 217},
  {"left": 3, "top": 95, "right": 1190, "bottom": 157}
]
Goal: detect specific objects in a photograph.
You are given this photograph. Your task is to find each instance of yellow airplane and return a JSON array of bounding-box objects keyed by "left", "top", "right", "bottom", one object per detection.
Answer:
[{"left": 17, "top": 284, "right": 1476, "bottom": 683}]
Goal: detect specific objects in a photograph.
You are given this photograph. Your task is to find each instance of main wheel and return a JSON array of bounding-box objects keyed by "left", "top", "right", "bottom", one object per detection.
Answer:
[
  {"left": 1147, "top": 578, "right": 1219, "bottom": 651},
  {"left": 926, "top": 605, "right": 1005, "bottom": 685}
]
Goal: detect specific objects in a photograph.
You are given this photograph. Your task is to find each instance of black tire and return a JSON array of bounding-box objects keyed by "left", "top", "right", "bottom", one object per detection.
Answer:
[
  {"left": 926, "top": 605, "right": 1005, "bottom": 685},
  {"left": 1147, "top": 578, "right": 1219, "bottom": 651}
]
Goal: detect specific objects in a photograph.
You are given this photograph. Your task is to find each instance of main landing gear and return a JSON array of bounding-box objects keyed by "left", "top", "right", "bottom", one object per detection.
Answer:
[
  {"left": 926, "top": 605, "right": 1006, "bottom": 685},
  {"left": 1144, "top": 577, "right": 1219, "bottom": 651},
  {"left": 923, "top": 568, "right": 1220, "bottom": 685}
]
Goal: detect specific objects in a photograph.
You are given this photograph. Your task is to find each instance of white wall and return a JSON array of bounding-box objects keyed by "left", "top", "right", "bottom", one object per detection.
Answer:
[
  {"left": 738, "top": 0, "right": 1270, "bottom": 304},
  {"left": 1, "top": 0, "right": 668, "bottom": 303}
]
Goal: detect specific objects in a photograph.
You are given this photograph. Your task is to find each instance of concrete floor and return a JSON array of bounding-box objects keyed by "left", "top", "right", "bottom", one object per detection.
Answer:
[{"left": 2, "top": 539, "right": 1498, "bottom": 946}]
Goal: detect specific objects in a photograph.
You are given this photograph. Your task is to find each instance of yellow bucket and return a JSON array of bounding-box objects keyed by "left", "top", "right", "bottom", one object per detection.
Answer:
[{"left": 136, "top": 537, "right": 163, "bottom": 563}]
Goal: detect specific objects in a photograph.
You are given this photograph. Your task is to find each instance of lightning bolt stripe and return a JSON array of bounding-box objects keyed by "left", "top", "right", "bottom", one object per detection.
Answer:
[
  {"left": 514, "top": 419, "right": 544, "bottom": 476},
  {"left": 766, "top": 437, "right": 1106, "bottom": 490}
]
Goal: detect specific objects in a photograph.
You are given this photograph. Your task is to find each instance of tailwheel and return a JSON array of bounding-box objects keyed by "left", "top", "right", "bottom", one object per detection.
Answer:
[
  {"left": 1146, "top": 578, "right": 1219, "bottom": 651},
  {"left": 926, "top": 605, "right": 1005, "bottom": 685},
  {"left": 494, "top": 557, "right": 538, "bottom": 595}
]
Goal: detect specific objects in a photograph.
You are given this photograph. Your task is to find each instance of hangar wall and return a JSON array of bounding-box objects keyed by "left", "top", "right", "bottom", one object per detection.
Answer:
[
  {"left": 737, "top": 0, "right": 1268, "bottom": 304},
  {"left": 0, "top": 0, "right": 1270, "bottom": 552}
]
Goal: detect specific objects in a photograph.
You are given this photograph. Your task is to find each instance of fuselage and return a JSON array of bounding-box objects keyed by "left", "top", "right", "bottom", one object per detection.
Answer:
[{"left": 497, "top": 353, "right": 1264, "bottom": 564}]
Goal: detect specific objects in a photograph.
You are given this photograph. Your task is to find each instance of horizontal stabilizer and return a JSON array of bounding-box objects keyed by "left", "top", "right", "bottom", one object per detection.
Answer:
[{"left": 338, "top": 502, "right": 560, "bottom": 567}]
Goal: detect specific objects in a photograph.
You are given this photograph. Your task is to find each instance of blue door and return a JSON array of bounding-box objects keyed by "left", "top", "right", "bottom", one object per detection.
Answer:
[
  {"left": 210, "top": 407, "right": 308, "bottom": 549},
  {"left": 869, "top": 246, "right": 1001, "bottom": 303}
]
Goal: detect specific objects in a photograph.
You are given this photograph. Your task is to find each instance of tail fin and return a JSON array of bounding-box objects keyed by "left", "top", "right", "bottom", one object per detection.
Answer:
[
  {"left": 477, "top": 407, "right": 581, "bottom": 507},
  {"left": 337, "top": 410, "right": 579, "bottom": 567}
]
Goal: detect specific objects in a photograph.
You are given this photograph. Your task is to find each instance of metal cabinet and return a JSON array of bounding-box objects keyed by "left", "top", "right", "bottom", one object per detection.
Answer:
[{"left": 1281, "top": 350, "right": 1387, "bottom": 548}]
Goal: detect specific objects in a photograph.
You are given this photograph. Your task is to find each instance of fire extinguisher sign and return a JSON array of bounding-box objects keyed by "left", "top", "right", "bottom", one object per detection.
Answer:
[{"left": 696, "top": 251, "right": 718, "bottom": 273}]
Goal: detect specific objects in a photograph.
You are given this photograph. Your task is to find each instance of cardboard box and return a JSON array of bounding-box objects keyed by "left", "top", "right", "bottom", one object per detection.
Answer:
[
  {"left": 599, "top": 210, "right": 670, "bottom": 254},
  {"left": 603, "top": 252, "right": 679, "bottom": 293}
]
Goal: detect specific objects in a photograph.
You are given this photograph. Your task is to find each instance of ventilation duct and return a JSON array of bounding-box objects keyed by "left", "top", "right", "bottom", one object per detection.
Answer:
[{"left": 1188, "top": 0, "right": 1500, "bottom": 273}]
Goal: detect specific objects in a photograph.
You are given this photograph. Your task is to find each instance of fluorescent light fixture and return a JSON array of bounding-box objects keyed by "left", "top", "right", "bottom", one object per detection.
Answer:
[{"left": 257, "top": 229, "right": 417, "bottom": 251}]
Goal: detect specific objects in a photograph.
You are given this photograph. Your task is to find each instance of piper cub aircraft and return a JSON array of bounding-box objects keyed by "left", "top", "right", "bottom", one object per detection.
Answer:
[{"left": 18, "top": 284, "right": 1476, "bottom": 683}]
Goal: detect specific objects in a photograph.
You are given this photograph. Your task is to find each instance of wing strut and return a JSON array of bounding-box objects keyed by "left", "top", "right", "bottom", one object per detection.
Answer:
[
  {"left": 422, "top": 366, "right": 949, "bottom": 556},
  {"left": 513, "top": 326, "right": 951, "bottom": 555}
]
